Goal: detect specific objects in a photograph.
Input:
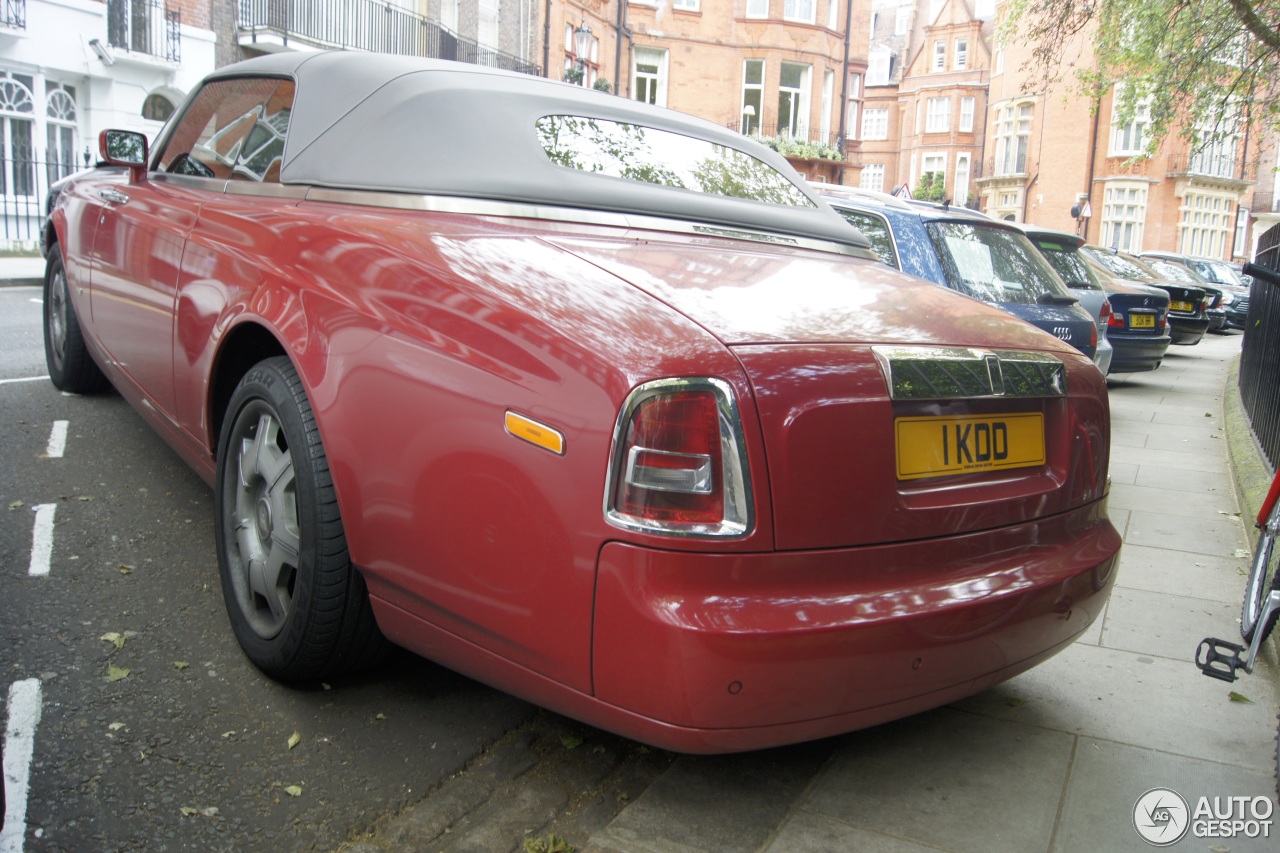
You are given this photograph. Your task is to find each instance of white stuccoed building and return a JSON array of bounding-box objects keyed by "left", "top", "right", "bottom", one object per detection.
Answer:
[{"left": 0, "top": 0, "right": 216, "bottom": 249}]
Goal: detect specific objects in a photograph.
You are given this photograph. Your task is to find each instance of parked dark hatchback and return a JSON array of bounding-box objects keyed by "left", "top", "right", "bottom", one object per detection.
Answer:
[
  {"left": 1082, "top": 247, "right": 1210, "bottom": 345},
  {"left": 1138, "top": 253, "right": 1228, "bottom": 332},
  {"left": 820, "top": 188, "right": 1097, "bottom": 359},
  {"left": 1023, "top": 228, "right": 1170, "bottom": 374}
]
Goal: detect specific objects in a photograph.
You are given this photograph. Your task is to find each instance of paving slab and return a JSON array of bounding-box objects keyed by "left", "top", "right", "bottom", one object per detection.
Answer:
[
  {"left": 1110, "top": 444, "right": 1228, "bottom": 474},
  {"left": 763, "top": 812, "right": 942, "bottom": 853},
  {"left": 953, "top": 643, "right": 1278, "bottom": 772},
  {"left": 798, "top": 709, "right": 1075, "bottom": 853},
  {"left": 1125, "top": 509, "right": 1246, "bottom": 557},
  {"left": 1053, "top": 739, "right": 1277, "bottom": 853},
  {"left": 1108, "top": 482, "right": 1237, "bottom": 517},
  {"left": 1099, "top": 586, "right": 1242, "bottom": 661},
  {"left": 1111, "top": 543, "right": 1248, "bottom": 605}
]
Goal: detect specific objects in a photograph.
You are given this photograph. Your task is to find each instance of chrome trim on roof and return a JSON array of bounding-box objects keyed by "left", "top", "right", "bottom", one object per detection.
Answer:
[{"left": 301, "top": 187, "right": 871, "bottom": 257}]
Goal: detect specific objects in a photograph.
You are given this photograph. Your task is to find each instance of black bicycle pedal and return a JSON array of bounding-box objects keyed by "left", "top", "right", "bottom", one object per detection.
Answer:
[{"left": 1195, "top": 637, "right": 1244, "bottom": 682}]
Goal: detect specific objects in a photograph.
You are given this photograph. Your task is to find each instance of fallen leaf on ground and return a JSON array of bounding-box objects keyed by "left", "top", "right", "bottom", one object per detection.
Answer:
[
  {"left": 8, "top": 500, "right": 23, "bottom": 510},
  {"left": 173, "top": 661, "right": 190, "bottom": 670},
  {"left": 284, "top": 785, "right": 303, "bottom": 797},
  {"left": 287, "top": 731, "right": 301, "bottom": 750},
  {"left": 1228, "top": 691, "right": 1254, "bottom": 703},
  {"left": 559, "top": 734, "right": 584, "bottom": 750},
  {"left": 100, "top": 632, "right": 127, "bottom": 651},
  {"left": 106, "top": 665, "right": 130, "bottom": 682}
]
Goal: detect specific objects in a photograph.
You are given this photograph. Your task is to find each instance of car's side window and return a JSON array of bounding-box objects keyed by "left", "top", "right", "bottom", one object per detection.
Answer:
[
  {"left": 158, "top": 78, "right": 294, "bottom": 183},
  {"left": 835, "top": 209, "right": 898, "bottom": 268}
]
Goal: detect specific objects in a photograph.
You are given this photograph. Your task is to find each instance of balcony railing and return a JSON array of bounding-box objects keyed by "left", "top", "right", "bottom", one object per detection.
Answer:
[
  {"left": 727, "top": 121, "right": 846, "bottom": 161},
  {"left": 1167, "top": 150, "right": 1251, "bottom": 181},
  {"left": 107, "top": 0, "right": 181, "bottom": 63},
  {"left": 237, "top": 0, "right": 540, "bottom": 76},
  {"left": 2, "top": 0, "right": 25, "bottom": 30},
  {"left": 1253, "top": 192, "right": 1278, "bottom": 213}
]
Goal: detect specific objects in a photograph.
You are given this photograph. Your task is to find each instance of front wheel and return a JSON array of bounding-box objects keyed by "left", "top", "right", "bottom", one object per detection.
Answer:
[
  {"left": 215, "top": 357, "right": 388, "bottom": 680},
  {"left": 1242, "top": 498, "right": 1280, "bottom": 645},
  {"left": 43, "top": 244, "right": 108, "bottom": 393}
]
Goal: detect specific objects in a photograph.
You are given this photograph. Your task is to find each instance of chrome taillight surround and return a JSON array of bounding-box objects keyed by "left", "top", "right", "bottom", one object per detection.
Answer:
[{"left": 603, "top": 377, "right": 754, "bottom": 539}]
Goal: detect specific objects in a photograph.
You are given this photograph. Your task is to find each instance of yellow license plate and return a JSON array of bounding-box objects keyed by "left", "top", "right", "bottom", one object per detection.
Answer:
[
  {"left": 1130, "top": 313, "right": 1155, "bottom": 329},
  {"left": 1170, "top": 300, "right": 1195, "bottom": 313},
  {"left": 896, "top": 413, "right": 1045, "bottom": 480}
]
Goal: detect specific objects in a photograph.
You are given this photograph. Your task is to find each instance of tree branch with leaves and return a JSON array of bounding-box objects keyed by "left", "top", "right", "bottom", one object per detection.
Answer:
[{"left": 1001, "top": 0, "right": 1280, "bottom": 151}]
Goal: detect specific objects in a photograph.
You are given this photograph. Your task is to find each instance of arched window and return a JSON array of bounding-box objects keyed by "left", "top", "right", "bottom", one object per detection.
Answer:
[
  {"left": 46, "top": 83, "right": 78, "bottom": 182},
  {"left": 0, "top": 72, "right": 35, "bottom": 196},
  {"left": 143, "top": 92, "right": 176, "bottom": 123}
]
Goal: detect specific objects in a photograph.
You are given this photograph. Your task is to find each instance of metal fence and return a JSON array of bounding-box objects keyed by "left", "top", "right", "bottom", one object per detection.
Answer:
[
  {"left": 1238, "top": 221, "right": 1280, "bottom": 471},
  {"left": 0, "top": 152, "right": 73, "bottom": 249},
  {"left": 238, "top": 0, "right": 539, "bottom": 75},
  {"left": 107, "top": 0, "right": 181, "bottom": 63},
  {"left": 3, "top": 0, "right": 26, "bottom": 30}
]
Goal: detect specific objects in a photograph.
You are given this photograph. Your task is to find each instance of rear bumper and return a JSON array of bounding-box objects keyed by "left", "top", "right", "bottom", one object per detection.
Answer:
[
  {"left": 1106, "top": 332, "right": 1171, "bottom": 373},
  {"left": 1169, "top": 316, "right": 1210, "bottom": 345},
  {"left": 592, "top": 500, "right": 1120, "bottom": 751}
]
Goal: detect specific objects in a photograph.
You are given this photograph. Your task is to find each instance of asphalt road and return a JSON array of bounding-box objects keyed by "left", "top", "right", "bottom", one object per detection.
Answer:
[{"left": 0, "top": 285, "right": 547, "bottom": 850}]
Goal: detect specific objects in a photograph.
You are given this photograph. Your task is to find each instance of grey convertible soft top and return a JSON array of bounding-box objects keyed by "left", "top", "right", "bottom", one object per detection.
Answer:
[{"left": 166, "top": 52, "right": 869, "bottom": 251}]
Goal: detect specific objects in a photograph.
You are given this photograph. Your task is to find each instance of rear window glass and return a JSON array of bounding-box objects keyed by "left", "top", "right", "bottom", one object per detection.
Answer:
[
  {"left": 1145, "top": 259, "right": 1204, "bottom": 284},
  {"left": 834, "top": 208, "right": 897, "bottom": 268},
  {"left": 1086, "top": 250, "right": 1156, "bottom": 281},
  {"left": 926, "top": 222, "right": 1071, "bottom": 305},
  {"left": 536, "top": 116, "right": 812, "bottom": 207},
  {"left": 1033, "top": 240, "right": 1101, "bottom": 290}
]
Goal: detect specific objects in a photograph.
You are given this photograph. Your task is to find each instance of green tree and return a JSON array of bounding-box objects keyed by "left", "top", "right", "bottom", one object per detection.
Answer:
[
  {"left": 1001, "top": 1, "right": 1280, "bottom": 150},
  {"left": 914, "top": 171, "right": 947, "bottom": 202}
]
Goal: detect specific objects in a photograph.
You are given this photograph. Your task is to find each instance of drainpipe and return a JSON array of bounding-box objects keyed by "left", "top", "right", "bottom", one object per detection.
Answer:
[
  {"left": 1022, "top": 171, "right": 1038, "bottom": 222},
  {"left": 614, "top": 0, "right": 627, "bottom": 95},
  {"left": 1082, "top": 92, "right": 1101, "bottom": 239},
  {"left": 835, "top": 0, "right": 853, "bottom": 184},
  {"left": 543, "top": 0, "right": 551, "bottom": 78}
]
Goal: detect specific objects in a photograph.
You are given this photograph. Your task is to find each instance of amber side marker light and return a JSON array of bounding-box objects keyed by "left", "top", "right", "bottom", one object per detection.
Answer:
[{"left": 505, "top": 411, "right": 565, "bottom": 455}]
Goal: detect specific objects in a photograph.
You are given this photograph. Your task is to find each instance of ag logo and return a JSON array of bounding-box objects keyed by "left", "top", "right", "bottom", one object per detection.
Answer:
[{"left": 1134, "top": 788, "right": 1190, "bottom": 845}]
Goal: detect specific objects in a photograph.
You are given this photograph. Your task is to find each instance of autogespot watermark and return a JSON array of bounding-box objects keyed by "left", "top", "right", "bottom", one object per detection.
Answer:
[{"left": 1133, "top": 787, "right": 1274, "bottom": 846}]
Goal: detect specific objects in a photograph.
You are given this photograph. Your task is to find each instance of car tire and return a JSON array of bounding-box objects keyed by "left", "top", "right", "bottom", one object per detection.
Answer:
[
  {"left": 215, "top": 356, "right": 389, "bottom": 681},
  {"left": 43, "top": 244, "right": 109, "bottom": 393}
]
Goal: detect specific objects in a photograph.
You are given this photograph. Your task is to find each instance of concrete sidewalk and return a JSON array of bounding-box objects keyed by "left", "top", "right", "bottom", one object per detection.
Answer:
[
  {"left": 0, "top": 255, "right": 47, "bottom": 288},
  {"left": 588, "top": 333, "right": 1279, "bottom": 853}
]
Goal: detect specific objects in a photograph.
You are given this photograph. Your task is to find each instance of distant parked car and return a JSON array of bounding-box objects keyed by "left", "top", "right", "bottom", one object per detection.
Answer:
[
  {"left": 42, "top": 52, "right": 1120, "bottom": 754},
  {"left": 1082, "top": 247, "right": 1210, "bottom": 345},
  {"left": 1138, "top": 252, "right": 1230, "bottom": 332},
  {"left": 816, "top": 186, "right": 1099, "bottom": 361},
  {"left": 1023, "top": 228, "right": 1170, "bottom": 374}
]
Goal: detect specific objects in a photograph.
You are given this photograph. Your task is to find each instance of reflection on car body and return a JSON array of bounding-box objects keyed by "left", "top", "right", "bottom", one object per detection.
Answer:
[{"left": 43, "top": 52, "right": 1120, "bottom": 754}]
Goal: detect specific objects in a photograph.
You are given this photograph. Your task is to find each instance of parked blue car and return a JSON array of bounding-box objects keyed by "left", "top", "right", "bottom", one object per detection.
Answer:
[{"left": 818, "top": 187, "right": 1097, "bottom": 361}]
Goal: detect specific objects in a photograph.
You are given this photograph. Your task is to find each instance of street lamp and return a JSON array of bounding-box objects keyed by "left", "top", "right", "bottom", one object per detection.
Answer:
[{"left": 573, "top": 21, "right": 593, "bottom": 86}]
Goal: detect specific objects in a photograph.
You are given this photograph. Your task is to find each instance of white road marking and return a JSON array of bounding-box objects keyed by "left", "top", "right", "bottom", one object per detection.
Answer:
[
  {"left": 0, "top": 377, "right": 44, "bottom": 386},
  {"left": 28, "top": 505, "right": 56, "bottom": 578},
  {"left": 1, "top": 678, "right": 43, "bottom": 853},
  {"left": 28, "top": 298, "right": 40, "bottom": 305},
  {"left": 45, "top": 421, "right": 68, "bottom": 459}
]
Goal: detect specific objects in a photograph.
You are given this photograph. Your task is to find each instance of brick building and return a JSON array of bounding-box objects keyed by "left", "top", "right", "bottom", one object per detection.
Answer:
[
  {"left": 977, "top": 0, "right": 1274, "bottom": 262},
  {"left": 548, "top": 0, "right": 869, "bottom": 183}
]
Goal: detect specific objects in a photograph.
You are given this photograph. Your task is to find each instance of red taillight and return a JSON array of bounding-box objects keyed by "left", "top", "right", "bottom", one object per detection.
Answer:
[
  {"left": 606, "top": 379, "right": 753, "bottom": 537},
  {"left": 1099, "top": 299, "right": 1114, "bottom": 329},
  {"left": 616, "top": 391, "right": 723, "bottom": 525}
]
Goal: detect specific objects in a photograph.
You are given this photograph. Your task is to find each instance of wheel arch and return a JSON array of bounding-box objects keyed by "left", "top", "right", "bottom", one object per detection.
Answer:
[{"left": 209, "top": 321, "right": 289, "bottom": 453}]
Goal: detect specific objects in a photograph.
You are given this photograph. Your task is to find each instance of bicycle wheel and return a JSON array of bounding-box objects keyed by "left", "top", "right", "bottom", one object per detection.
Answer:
[{"left": 1242, "top": 497, "right": 1280, "bottom": 643}]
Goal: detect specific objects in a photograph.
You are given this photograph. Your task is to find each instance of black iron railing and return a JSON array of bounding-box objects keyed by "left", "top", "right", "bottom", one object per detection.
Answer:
[
  {"left": 1239, "top": 221, "right": 1280, "bottom": 471},
  {"left": 237, "top": 0, "right": 540, "bottom": 76},
  {"left": 0, "top": 150, "right": 80, "bottom": 247},
  {"left": 2, "top": 0, "right": 26, "bottom": 30},
  {"left": 107, "top": 0, "right": 181, "bottom": 63}
]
